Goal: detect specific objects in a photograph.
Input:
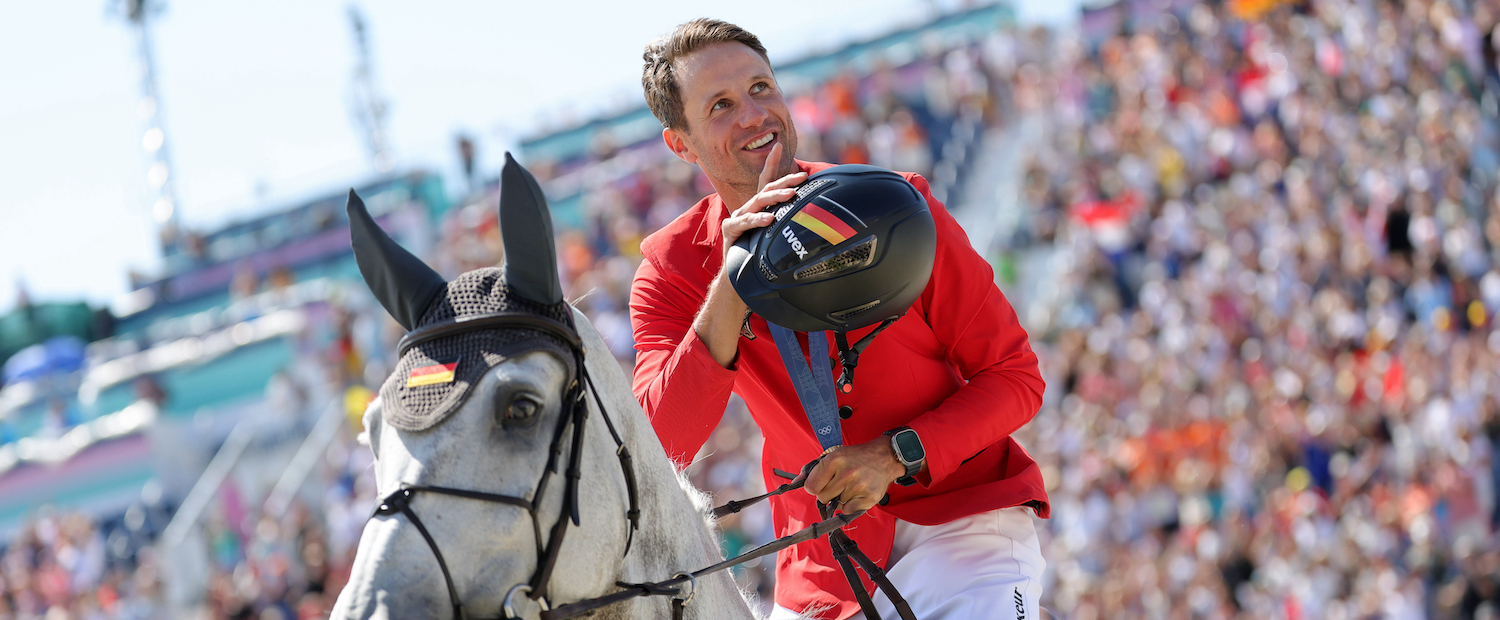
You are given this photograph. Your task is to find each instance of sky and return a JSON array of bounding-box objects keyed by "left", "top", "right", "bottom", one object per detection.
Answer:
[{"left": 0, "top": 0, "right": 1080, "bottom": 315}]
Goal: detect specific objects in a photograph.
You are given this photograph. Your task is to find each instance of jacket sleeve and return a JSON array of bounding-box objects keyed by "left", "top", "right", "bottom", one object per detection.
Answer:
[
  {"left": 628, "top": 256, "right": 739, "bottom": 466},
  {"left": 902, "top": 173, "right": 1046, "bottom": 485}
]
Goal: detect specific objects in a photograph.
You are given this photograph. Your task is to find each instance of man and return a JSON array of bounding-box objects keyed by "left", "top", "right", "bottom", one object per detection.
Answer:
[{"left": 630, "top": 19, "right": 1048, "bottom": 620}]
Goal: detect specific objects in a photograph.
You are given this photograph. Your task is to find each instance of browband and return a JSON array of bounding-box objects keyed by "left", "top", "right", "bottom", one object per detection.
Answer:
[{"left": 397, "top": 311, "right": 583, "bottom": 357}]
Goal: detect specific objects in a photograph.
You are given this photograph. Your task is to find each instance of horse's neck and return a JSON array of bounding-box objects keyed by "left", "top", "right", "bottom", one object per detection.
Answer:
[
  {"left": 575, "top": 309, "right": 757, "bottom": 619},
  {"left": 614, "top": 411, "right": 760, "bottom": 619}
]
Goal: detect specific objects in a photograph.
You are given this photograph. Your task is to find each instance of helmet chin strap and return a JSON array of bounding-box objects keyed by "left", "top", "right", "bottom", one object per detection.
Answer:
[{"left": 833, "top": 315, "right": 901, "bottom": 394}]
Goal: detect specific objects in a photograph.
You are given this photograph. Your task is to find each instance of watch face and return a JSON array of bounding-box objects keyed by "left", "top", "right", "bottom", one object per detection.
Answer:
[{"left": 894, "top": 429, "right": 924, "bottom": 463}]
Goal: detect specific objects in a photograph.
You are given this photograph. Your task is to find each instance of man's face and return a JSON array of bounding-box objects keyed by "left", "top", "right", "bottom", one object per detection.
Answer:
[{"left": 665, "top": 42, "right": 799, "bottom": 196}]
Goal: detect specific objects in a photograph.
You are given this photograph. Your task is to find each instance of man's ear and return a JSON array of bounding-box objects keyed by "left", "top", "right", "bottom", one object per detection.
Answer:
[{"left": 662, "top": 127, "right": 699, "bottom": 164}]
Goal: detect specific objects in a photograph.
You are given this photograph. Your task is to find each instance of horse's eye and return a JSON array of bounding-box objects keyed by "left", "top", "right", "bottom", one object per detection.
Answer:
[{"left": 507, "top": 396, "right": 541, "bottom": 421}]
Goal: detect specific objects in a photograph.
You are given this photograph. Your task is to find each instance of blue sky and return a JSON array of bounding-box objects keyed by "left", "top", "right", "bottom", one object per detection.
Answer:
[{"left": 0, "top": 0, "right": 1078, "bottom": 314}]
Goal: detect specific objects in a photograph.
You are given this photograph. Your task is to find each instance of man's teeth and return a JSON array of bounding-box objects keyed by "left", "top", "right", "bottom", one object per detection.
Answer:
[{"left": 744, "top": 133, "right": 775, "bottom": 150}]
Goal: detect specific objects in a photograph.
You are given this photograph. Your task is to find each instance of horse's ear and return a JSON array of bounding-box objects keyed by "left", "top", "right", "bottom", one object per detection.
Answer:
[
  {"left": 500, "top": 152, "right": 563, "bottom": 305},
  {"left": 347, "top": 189, "right": 446, "bottom": 330}
]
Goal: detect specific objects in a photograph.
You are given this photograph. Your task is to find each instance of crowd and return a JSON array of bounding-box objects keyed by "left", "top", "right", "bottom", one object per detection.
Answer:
[
  {"left": 1, "top": 512, "right": 159, "bottom": 619},
  {"left": 0, "top": 300, "right": 382, "bottom": 619},
  {"left": 1011, "top": 0, "right": 1500, "bottom": 618},
  {"left": 19, "top": 0, "right": 1500, "bottom": 617}
]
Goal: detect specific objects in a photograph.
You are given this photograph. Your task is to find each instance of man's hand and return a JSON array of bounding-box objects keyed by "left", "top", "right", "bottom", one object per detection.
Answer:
[
  {"left": 694, "top": 142, "right": 806, "bottom": 369},
  {"left": 720, "top": 142, "right": 807, "bottom": 256},
  {"left": 803, "top": 437, "right": 909, "bottom": 513}
]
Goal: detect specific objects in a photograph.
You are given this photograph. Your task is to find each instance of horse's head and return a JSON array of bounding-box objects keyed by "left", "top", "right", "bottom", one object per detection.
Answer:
[{"left": 331, "top": 155, "right": 631, "bottom": 620}]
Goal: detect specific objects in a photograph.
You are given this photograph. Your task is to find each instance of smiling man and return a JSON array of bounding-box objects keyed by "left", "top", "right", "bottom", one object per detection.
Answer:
[{"left": 630, "top": 19, "right": 1048, "bottom": 620}]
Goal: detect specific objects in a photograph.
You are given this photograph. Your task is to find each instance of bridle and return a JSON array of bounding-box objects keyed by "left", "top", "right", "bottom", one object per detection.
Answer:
[
  {"left": 366, "top": 310, "right": 917, "bottom": 620},
  {"left": 370, "top": 311, "right": 641, "bottom": 620}
]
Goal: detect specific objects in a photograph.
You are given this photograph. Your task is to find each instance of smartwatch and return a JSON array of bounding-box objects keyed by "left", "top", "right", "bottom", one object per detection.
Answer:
[{"left": 885, "top": 426, "right": 925, "bottom": 486}]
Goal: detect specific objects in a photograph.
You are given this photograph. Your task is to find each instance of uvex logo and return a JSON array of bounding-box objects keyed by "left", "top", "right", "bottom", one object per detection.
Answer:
[
  {"left": 783, "top": 226, "right": 808, "bottom": 259},
  {"left": 1014, "top": 588, "right": 1026, "bottom": 620}
]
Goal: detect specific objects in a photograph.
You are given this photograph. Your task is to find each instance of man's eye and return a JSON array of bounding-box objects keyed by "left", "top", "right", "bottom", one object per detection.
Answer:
[
  {"left": 751, "top": 82, "right": 768, "bottom": 94},
  {"left": 713, "top": 100, "right": 730, "bottom": 110}
]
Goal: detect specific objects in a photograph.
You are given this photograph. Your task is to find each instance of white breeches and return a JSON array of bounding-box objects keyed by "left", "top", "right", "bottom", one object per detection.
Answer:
[{"left": 770, "top": 506, "right": 1046, "bottom": 620}]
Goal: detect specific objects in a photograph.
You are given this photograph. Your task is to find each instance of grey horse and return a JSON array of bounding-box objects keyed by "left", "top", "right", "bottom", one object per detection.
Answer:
[{"left": 329, "top": 154, "right": 766, "bottom": 620}]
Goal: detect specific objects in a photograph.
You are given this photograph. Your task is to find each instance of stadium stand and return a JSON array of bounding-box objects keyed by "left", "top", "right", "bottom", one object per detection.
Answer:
[
  {"left": 15, "top": 0, "right": 1500, "bottom": 616},
  {"left": 1009, "top": 0, "right": 1500, "bottom": 617}
]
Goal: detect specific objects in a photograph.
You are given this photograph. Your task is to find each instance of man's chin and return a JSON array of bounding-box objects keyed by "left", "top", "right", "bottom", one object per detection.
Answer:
[
  {"left": 740, "top": 146, "right": 795, "bottom": 176},
  {"left": 719, "top": 155, "right": 771, "bottom": 185}
]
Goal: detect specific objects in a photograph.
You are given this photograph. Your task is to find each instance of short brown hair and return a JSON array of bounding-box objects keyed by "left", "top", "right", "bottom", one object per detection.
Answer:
[{"left": 642, "top": 19, "right": 770, "bottom": 131}]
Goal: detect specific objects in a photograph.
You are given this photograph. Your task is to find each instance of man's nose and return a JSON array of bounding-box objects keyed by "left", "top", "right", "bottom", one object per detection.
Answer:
[{"left": 736, "top": 98, "right": 770, "bottom": 128}]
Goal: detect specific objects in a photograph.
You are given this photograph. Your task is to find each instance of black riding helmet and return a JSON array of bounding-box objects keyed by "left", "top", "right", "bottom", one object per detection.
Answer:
[{"left": 726, "top": 164, "right": 937, "bottom": 333}]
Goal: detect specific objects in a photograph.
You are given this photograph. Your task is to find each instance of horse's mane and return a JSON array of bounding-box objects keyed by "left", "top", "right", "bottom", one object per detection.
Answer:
[{"left": 672, "top": 467, "right": 717, "bottom": 531}]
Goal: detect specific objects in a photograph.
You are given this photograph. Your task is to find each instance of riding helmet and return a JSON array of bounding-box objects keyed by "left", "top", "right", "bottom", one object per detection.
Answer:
[{"left": 725, "top": 164, "right": 937, "bottom": 332}]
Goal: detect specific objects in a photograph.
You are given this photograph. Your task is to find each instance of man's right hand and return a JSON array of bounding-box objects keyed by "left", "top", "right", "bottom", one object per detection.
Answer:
[
  {"left": 695, "top": 142, "right": 806, "bottom": 369},
  {"left": 720, "top": 142, "right": 807, "bottom": 256}
]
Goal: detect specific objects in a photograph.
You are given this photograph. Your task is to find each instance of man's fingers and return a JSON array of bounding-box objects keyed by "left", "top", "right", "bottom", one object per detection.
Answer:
[
  {"left": 816, "top": 482, "right": 847, "bottom": 505},
  {"left": 722, "top": 212, "right": 776, "bottom": 242},
  {"left": 803, "top": 458, "right": 837, "bottom": 499},
  {"left": 723, "top": 205, "right": 778, "bottom": 231},
  {"left": 763, "top": 171, "right": 809, "bottom": 192},
  {"left": 843, "top": 495, "right": 875, "bottom": 513},
  {"left": 811, "top": 460, "right": 859, "bottom": 504},
  {"left": 756, "top": 143, "right": 784, "bottom": 190},
  {"left": 731, "top": 187, "right": 798, "bottom": 218}
]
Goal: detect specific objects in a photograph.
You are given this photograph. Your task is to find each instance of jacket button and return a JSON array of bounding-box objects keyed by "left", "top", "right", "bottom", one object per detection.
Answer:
[{"left": 838, "top": 406, "right": 853, "bottom": 420}]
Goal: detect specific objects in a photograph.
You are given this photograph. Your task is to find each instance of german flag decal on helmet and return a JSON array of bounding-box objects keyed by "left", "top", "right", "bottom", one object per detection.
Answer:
[{"left": 791, "top": 203, "right": 858, "bottom": 245}]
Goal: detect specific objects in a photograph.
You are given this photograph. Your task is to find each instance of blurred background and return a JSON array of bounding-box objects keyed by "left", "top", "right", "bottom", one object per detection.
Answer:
[{"left": 4, "top": 0, "right": 1500, "bottom": 618}]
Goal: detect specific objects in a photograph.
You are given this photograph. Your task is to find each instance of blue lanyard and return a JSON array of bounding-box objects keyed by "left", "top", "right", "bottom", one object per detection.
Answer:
[{"left": 767, "top": 322, "right": 842, "bottom": 450}]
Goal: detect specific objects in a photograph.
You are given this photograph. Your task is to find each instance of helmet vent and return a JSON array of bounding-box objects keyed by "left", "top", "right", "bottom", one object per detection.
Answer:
[
  {"left": 794, "top": 237, "right": 877, "bottom": 280},
  {"left": 794, "top": 178, "right": 834, "bottom": 200},
  {"left": 831, "top": 299, "right": 881, "bottom": 321},
  {"left": 759, "top": 256, "right": 778, "bottom": 282}
]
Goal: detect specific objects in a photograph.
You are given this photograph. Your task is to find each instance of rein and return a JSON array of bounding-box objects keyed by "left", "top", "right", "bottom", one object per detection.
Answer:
[
  {"left": 545, "top": 462, "right": 916, "bottom": 620},
  {"left": 370, "top": 310, "right": 914, "bottom": 620}
]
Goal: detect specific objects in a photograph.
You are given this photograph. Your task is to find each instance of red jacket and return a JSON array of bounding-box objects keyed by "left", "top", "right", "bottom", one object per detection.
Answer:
[{"left": 629, "top": 160, "right": 1048, "bottom": 620}]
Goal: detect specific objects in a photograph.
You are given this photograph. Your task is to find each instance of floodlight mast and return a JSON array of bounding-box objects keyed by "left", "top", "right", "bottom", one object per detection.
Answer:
[
  {"left": 348, "top": 6, "right": 393, "bottom": 174},
  {"left": 123, "top": 0, "right": 184, "bottom": 257}
]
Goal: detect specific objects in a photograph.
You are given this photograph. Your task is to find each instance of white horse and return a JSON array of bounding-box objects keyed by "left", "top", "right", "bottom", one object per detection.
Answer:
[
  {"left": 329, "top": 155, "right": 768, "bottom": 620},
  {"left": 329, "top": 310, "right": 768, "bottom": 620}
]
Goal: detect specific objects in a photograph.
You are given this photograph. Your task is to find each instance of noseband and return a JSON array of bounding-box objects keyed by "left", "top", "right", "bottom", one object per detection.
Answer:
[{"left": 370, "top": 311, "right": 640, "bottom": 620}]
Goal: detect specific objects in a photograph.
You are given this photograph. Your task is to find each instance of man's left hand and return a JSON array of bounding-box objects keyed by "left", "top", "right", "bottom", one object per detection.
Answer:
[{"left": 803, "top": 438, "right": 909, "bottom": 513}]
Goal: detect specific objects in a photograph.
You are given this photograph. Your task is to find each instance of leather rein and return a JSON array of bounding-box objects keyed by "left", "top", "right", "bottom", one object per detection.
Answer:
[{"left": 368, "top": 311, "right": 915, "bottom": 620}]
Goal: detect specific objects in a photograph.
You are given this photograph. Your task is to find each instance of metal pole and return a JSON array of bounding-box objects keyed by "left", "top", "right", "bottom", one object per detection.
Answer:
[
  {"left": 160, "top": 421, "right": 253, "bottom": 547},
  {"left": 125, "top": 0, "right": 184, "bottom": 257},
  {"left": 348, "top": 6, "right": 392, "bottom": 173},
  {"left": 263, "top": 399, "right": 346, "bottom": 516}
]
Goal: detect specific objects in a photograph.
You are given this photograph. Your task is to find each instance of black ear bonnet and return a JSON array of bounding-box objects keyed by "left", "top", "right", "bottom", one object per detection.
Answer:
[{"left": 349, "top": 153, "right": 575, "bottom": 431}]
